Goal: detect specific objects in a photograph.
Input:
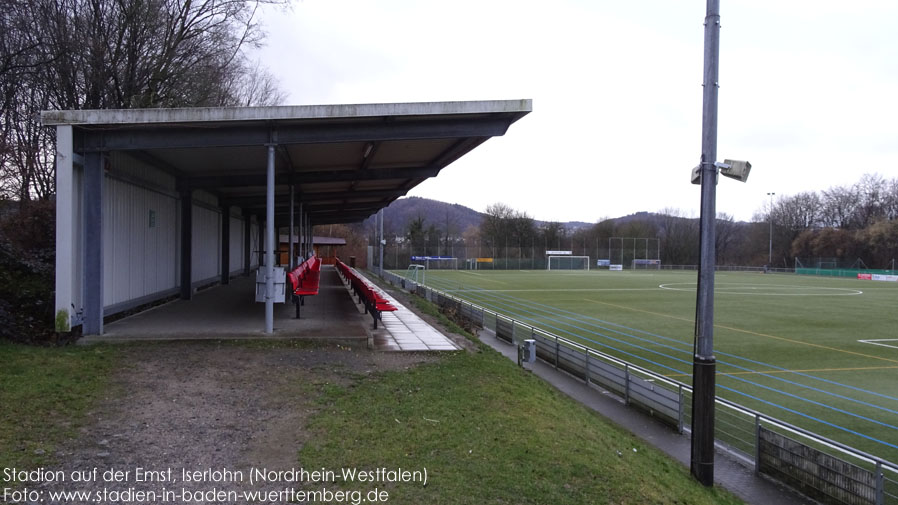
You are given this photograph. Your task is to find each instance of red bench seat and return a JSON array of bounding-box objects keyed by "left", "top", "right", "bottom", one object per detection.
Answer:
[
  {"left": 288, "top": 256, "right": 321, "bottom": 318},
  {"left": 335, "top": 258, "right": 397, "bottom": 328}
]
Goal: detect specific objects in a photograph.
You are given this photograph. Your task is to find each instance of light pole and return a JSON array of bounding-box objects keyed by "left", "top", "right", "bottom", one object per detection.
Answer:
[
  {"left": 767, "top": 192, "right": 775, "bottom": 266},
  {"left": 689, "top": 0, "right": 752, "bottom": 487}
]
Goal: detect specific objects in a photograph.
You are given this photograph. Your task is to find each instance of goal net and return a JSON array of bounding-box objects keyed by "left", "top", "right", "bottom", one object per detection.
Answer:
[
  {"left": 547, "top": 256, "right": 591, "bottom": 271},
  {"left": 410, "top": 256, "right": 458, "bottom": 270},
  {"left": 631, "top": 259, "right": 661, "bottom": 270}
]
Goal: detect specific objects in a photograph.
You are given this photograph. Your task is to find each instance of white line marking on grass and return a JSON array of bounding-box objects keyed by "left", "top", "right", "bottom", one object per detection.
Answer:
[
  {"left": 658, "top": 282, "right": 863, "bottom": 296},
  {"left": 455, "top": 288, "right": 663, "bottom": 293},
  {"left": 859, "top": 339, "right": 898, "bottom": 350},
  {"left": 456, "top": 271, "right": 508, "bottom": 285}
]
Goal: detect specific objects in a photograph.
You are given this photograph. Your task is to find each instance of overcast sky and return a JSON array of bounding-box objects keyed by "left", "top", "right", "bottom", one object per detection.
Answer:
[{"left": 252, "top": 0, "right": 898, "bottom": 223}]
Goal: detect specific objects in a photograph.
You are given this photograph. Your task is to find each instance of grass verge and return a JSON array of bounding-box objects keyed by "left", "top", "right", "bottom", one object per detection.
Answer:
[
  {"left": 299, "top": 347, "right": 742, "bottom": 504},
  {"left": 0, "top": 340, "right": 118, "bottom": 471}
]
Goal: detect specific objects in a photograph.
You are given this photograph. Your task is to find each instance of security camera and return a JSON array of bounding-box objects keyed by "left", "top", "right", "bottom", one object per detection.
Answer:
[{"left": 719, "top": 159, "right": 751, "bottom": 182}]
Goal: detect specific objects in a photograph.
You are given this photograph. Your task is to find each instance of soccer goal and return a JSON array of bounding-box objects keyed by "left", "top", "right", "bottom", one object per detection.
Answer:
[
  {"left": 406, "top": 264, "right": 426, "bottom": 284},
  {"left": 631, "top": 259, "right": 661, "bottom": 270},
  {"left": 426, "top": 257, "right": 458, "bottom": 270},
  {"left": 411, "top": 255, "right": 458, "bottom": 270},
  {"left": 547, "top": 256, "right": 591, "bottom": 271}
]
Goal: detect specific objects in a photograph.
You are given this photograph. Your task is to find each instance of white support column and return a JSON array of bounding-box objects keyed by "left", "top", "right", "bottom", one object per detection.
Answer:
[
  {"left": 54, "top": 125, "right": 74, "bottom": 331},
  {"left": 288, "top": 183, "right": 295, "bottom": 271},
  {"left": 298, "top": 203, "right": 303, "bottom": 259},
  {"left": 265, "top": 144, "right": 275, "bottom": 334}
]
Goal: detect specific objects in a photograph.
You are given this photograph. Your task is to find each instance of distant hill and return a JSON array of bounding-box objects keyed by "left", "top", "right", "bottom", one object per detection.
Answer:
[
  {"left": 361, "top": 198, "right": 707, "bottom": 237},
  {"left": 361, "top": 197, "right": 485, "bottom": 238}
]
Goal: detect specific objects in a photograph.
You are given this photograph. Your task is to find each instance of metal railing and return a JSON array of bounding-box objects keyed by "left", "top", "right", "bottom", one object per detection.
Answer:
[{"left": 379, "top": 269, "right": 898, "bottom": 505}]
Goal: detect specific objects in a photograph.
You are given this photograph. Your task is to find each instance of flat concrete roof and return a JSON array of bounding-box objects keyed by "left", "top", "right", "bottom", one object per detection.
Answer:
[
  {"left": 42, "top": 99, "right": 531, "bottom": 226},
  {"left": 41, "top": 99, "right": 532, "bottom": 126}
]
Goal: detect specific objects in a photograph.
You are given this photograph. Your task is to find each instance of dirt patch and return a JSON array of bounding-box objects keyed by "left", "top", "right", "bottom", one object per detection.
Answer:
[{"left": 33, "top": 341, "right": 434, "bottom": 504}]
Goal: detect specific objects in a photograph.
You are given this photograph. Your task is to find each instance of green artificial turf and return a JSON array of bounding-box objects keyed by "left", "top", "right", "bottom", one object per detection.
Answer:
[{"left": 411, "top": 269, "right": 898, "bottom": 463}]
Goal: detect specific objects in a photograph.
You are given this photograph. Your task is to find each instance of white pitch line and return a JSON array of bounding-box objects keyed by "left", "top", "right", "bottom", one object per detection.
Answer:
[
  {"left": 858, "top": 339, "right": 898, "bottom": 350},
  {"left": 448, "top": 288, "right": 663, "bottom": 293}
]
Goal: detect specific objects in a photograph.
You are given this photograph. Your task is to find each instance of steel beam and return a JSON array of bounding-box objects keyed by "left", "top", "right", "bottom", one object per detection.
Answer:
[
  {"left": 188, "top": 166, "right": 439, "bottom": 189},
  {"left": 243, "top": 209, "right": 251, "bottom": 275},
  {"left": 81, "top": 117, "right": 513, "bottom": 151},
  {"left": 220, "top": 205, "right": 230, "bottom": 285},
  {"left": 82, "top": 152, "right": 104, "bottom": 335},
  {"left": 179, "top": 188, "right": 193, "bottom": 300}
]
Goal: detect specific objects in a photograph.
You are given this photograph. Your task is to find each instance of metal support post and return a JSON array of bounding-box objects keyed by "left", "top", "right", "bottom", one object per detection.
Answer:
[
  {"left": 289, "top": 183, "right": 295, "bottom": 271},
  {"left": 584, "top": 347, "right": 590, "bottom": 385},
  {"left": 691, "top": 0, "right": 721, "bottom": 487},
  {"left": 754, "top": 414, "right": 761, "bottom": 474},
  {"left": 379, "top": 208, "right": 385, "bottom": 276},
  {"left": 678, "top": 385, "right": 685, "bottom": 434},
  {"left": 83, "top": 152, "right": 104, "bottom": 335},
  {"left": 296, "top": 202, "right": 306, "bottom": 261},
  {"left": 265, "top": 144, "right": 276, "bottom": 334},
  {"left": 554, "top": 338, "right": 559, "bottom": 369},
  {"left": 624, "top": 364, "right": 631, "bottom": 405},
  {"left": 220, "top": 205, "right": 230, "bottom": 285},
  {"left": 179, "top": 187, "right": 193, "bottom": 301},
  {"left": 243, "top": 210, "right": 251, "bottom": 275}
]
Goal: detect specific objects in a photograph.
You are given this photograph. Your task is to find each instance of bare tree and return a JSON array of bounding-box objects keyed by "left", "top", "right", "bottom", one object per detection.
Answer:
[
  {"left": 1, "top": 0, "right": 290, "bottom": 201},
  {"left": 854, "top": 174, "right": 888, "bottom": 227},
  {"left": 820, "top": 185, "right": 860, "bottom": 229},
  {"left": 657, "top": 208, "right": 698, "bottom": 265}
]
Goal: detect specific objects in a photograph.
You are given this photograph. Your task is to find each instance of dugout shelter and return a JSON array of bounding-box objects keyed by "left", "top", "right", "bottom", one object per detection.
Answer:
[{"left": 43, "top": 100, "right": 531, "bottom": 335}]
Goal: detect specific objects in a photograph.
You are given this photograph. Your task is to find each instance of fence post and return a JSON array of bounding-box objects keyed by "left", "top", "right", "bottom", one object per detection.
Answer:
[
  {"left": 624, "top": 364, "right": 630, "bottom": 405},
  {"left": 876, "top": 461, "right": 884, "bottom": 505},
  {"left": 677, "top": 385, "right": 684, "bottom": 434},
  {"left": 554, "top": 337, "right": 560, "bottom": 370},
  {"left": 585, "top": 348, "right": 591, "bottom": 385},
  {"left": 754, "top": 414, "right": 761, "bottom": 475}
]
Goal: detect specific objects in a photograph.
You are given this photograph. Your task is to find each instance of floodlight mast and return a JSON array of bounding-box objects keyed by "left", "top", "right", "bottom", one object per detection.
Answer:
[{"left": 692, "top": 0, "right": 721, "bottom": 487}]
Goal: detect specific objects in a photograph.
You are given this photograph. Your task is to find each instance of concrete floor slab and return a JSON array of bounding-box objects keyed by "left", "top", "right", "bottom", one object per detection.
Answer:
[
  {"left": 89, "top": 267, "right": 368, "bottom": 343},
  {"left": 339, "top": 270, "right": 460, "bottom": 352}
]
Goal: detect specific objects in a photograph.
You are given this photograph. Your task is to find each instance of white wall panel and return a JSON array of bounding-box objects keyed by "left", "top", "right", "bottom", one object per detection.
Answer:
[
  {"left": 191, "top": 204, "right": 220, "bottom": 283},
  {"left": 101, "top": 176, "right": 178, "bottom": 308}
]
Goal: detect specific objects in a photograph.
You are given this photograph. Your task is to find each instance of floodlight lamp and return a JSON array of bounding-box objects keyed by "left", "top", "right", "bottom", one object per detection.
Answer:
[{"left": 719, "top": 159, "right": 751, "bottom": 182}]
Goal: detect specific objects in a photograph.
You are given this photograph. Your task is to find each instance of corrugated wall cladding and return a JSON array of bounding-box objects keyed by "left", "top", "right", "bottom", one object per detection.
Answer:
[
  {"left": 191, "top": 204, "right": 221, "bottom": 284},
  {"left": 109, "top": 151, "right": 176, "bottom": 191},
  {"left": 102, "top": 177, "right": 179, "bottom": 307},
  {"left": 229, "top": 215, "right": 244, "bottom": 273}
]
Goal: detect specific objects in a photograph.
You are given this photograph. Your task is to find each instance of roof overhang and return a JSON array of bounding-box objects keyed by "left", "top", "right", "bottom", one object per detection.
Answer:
[{"left": 42, "top": 100, "right": 531, "bottom": 225}]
